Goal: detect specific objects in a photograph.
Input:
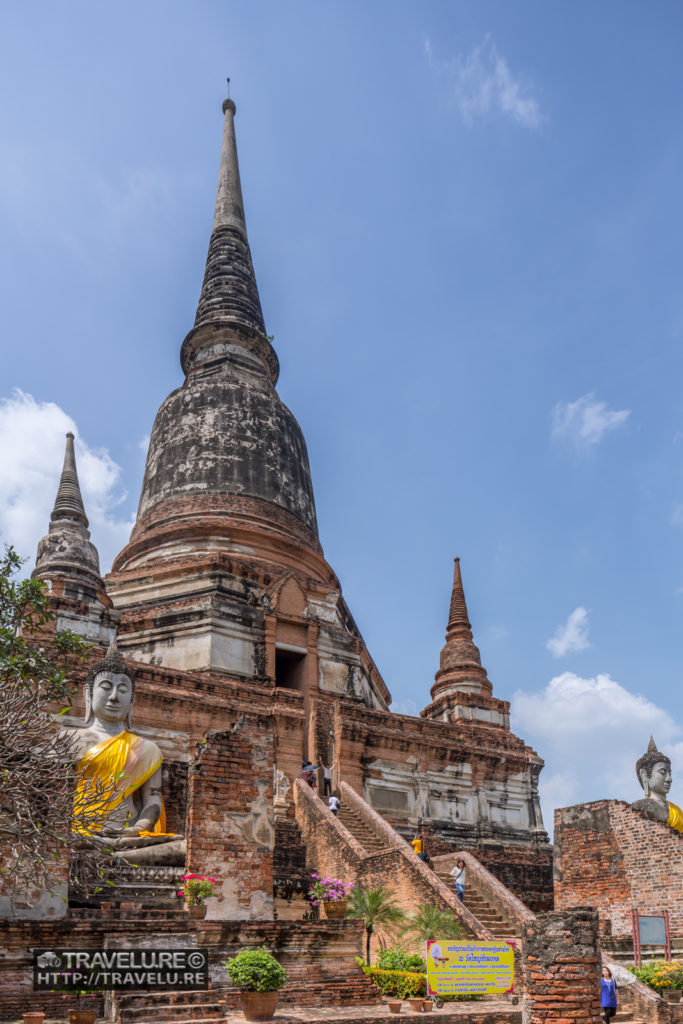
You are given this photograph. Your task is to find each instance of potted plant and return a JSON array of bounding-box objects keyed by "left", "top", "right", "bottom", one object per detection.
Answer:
[
  {"left": 68, "top": 990, "right": 99, "bottom": 1024},
  {"left": 307, "top": 872, "right": 354, "bottom": 919},
  {"left": 386, "top": 998, "right": 402, "bottom": 1013},
  {"left": 223, "top": 947, "right": 287, "bottom": 1022},
  {"left": 177, "top": 873, "right": 219, "bottom": 918},
  {"left": 22, "top": 1013, "right": 45, "bottom": 1024}
]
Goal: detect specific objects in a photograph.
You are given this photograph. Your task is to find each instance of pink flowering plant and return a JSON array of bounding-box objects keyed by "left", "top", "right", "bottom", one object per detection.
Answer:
[
  {"left": 308, "top": 872, "right": 354, "bottom": 906},
  {"left": 177, "top": 873, "right": 219, "bottom": 906}
]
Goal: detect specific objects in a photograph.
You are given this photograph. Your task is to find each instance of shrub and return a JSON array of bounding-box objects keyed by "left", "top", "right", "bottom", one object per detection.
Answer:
[
  {"left": 377, "top": 948, "right": 427, "bottom": 973},
  {"left": 629, "top": 959, "right": 683, "bottom": 992},
  {"left": 354, "top": 957, "right": 483, "bottom": 1003},
  {"left": 223, "top": 948, "right": 287, "bottom": 992},
  {"left": 356, "top": 963, "right": 426, "bottom": 998}
]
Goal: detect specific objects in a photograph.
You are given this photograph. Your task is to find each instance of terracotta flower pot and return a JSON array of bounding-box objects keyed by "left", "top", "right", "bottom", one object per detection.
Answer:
[
  {"left": 68, "top": 1011, "right": 97, "bottom": 1024},
  {"left": 407, "top": 998, "right": 424, "bottom": 1012},
  {"left": 387, "top": 998, "right": 402, "bottom": 1013},
  {"left": 22, "top": 1014, "right": 45, "bottom": 1024},
  {"left": 239, "top": 990, "right": 279, "bottom": 1021},
  {"left": 185, "top": 903, "right": 206, "bottom": 919},
  {"left": 422, "top": 1001, "right": 433, "bottom": 1012},
  {"left": 322, "top": 900, "right": 347, "bottom": 919}
]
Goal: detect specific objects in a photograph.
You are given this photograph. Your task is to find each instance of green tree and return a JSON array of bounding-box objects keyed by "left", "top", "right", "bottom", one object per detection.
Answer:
[
  {"left": 402, "top": 903, "right": 464, "bottom": 944},
  {"left": 0, "top": 546, "right": 109, "bottom": 900},
  {"left": 346, "top": 886, "right": 406, "bottom": 964}
]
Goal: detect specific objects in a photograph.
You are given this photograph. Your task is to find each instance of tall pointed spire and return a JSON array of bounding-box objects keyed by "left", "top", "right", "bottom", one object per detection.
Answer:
[
  {"left": 116, "top": 90, "right": 320, "bottom": 590},
  {"left": 446, "top": 557, "right": 472, "bottom": 640},
  {"left": 180, "top": 96, "right": 277, "bottom": 382},
  {"left": 51, "top": 432, "right": 88, "bottom": 527},
  {"left": 430, "top": 557, "right": 492, "bottom": 704},
  {"left": 33, "top": 433, "right": 102, "bottom": 588}
]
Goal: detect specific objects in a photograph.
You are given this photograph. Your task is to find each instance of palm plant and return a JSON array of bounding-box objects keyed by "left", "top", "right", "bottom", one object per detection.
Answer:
[
  {"left": 345, "top": 886, "right": 406, "bottom": 964},
  {"left": 402, "top": 903, "right": 463, "bottom": 944}
]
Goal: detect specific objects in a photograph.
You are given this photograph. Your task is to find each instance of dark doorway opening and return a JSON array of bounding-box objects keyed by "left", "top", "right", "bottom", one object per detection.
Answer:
[{"left": 275, "top": 647, "right": 306, "bottom": 691}]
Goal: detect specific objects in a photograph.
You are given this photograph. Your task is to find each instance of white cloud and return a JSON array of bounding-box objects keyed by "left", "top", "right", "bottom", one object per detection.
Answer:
[
  {"left": 0, "top": 390, "right": 133, "bottom": 574},
  {"left": 552, "top": 393, "right": 630, "bottom": 451},
  {"left": 424, "top": 35, "right": 543, "bottom": 130},
  {"left": 546, "top": 606, "right": 590, "bottom": 658},
  {"left": 489, "top": 625, "right": 511, "bottom": 641},
  {"left": 511, "top": 672, "right": 683, "bottom": 837}
]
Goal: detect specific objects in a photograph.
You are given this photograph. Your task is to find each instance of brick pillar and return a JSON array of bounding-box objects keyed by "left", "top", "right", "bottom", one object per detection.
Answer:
[
  {"left": 303, "top": 621, "right": 319, "bottom": 760},
  {"left": 186, "top": 714, "right": 275, "bottom": 920},
  {"left": 522, "top": 907, "right": 602, "bottom": 1024},
  {"left": 264, "top": 613, "right": 277, "bottom": 682}
]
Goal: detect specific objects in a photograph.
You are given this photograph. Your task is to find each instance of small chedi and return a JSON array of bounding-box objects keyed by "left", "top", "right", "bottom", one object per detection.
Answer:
[
  {"left": 631, "top": 735, "right": 683, "bottom": 833},
  {"left": 65, "top": 638, "right": 186, "bottom": 864}
]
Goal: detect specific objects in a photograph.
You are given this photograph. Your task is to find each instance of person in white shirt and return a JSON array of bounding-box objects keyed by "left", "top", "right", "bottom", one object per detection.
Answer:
[
  {"left": 450, "top": 859, "right": 466, "bottom": 901},
  {"left": 321, "top": 760, "right": 332, "bottom": 797},
  {"left": 328, "top": 794, "right": 340, "bottom": 816}
]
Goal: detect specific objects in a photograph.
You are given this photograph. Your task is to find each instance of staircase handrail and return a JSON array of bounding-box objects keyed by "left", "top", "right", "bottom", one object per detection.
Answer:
[
  {"left": 295, "top": 778, "right": 366, "bottom": 861},
  {"left": 432, "top": 850, "right": 535, "bottom": 933},
  {"left": 339, "top": 781, "right": 494, "bottom": 940}
]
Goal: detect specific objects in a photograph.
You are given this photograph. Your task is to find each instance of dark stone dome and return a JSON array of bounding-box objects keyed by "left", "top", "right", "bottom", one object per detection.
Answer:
[{"left": 138, "top": 369, "right": 318, "bottom": 535}]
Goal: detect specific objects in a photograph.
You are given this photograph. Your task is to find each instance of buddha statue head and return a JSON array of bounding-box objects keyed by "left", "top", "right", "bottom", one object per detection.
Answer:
[
  {"left": 83, "top": 637, "right": 135, "bottom": 731},
  {"left": 636, "top": 736, "right": 672, "bottom": 804}
]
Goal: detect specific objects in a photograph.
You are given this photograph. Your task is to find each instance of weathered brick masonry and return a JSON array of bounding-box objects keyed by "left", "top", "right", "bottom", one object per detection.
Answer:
[
  {"left": 186, "top": 716, "right": 275, "bottom": 921},
  {"left": 554, "top": 799, "right": 683, "bottom": 937},
  {"left": 522, "top": 907, "right": 602, "bottom": 1024}
]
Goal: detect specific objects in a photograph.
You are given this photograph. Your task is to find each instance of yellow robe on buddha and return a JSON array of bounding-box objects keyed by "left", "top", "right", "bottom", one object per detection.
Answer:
[
  {"left": 667, "top": 801, "right": 683, "bottom": 833},
  {"left": 75, "top": 730, "right": 170, "bottom": 836}
]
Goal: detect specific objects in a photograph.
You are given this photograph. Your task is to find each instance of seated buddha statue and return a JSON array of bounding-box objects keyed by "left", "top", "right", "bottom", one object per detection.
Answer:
[
  {"left": 65, "top": 638, "right": 186, "bottom": 865},
  {"left": 632, "top": 736, "right": 683, "bottom": 834}
]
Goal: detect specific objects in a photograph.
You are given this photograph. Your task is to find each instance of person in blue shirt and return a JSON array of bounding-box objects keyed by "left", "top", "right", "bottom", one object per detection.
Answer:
[{"left": 600, "top": 965, "right": 618, "bottom": 1022}]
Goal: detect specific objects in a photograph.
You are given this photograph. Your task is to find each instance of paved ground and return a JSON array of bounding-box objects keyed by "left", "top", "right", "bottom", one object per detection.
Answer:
[{"left": 223, "top": 998, "right": 521, "bottom": 1023}]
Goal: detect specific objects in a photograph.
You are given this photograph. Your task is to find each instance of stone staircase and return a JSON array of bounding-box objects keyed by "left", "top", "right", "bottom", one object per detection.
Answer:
[
  {"left": 115, "top": 991, "right": 225, "bottom": 1024},
  {"left": 113, "top": 960, "right": 381, "bottom": 1023},
  {"left": 614, "top": 1012, "right": 646, "bottom": 1024},
  {"left": 432, "top": 862, "right": 517, "bottom": 942},
  {"left": 337, "top": 803, "right": 390, "bottom": 855},
  {"left": 273, "top": 818, "right": 315, "bottom": 919}
]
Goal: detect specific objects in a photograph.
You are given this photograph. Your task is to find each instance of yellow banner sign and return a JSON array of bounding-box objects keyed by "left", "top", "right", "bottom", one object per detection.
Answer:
[{"left": 426, "top": 939, "right": 514, "bottom": 996}]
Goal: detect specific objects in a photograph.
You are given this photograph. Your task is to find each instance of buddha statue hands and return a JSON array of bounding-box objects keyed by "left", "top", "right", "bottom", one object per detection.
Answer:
[
  {"left": 632, "top": 736, "right": 683, "bottom": 834},
  {"left": 65, "top": 638, "right": 186, "bottom": 865}
]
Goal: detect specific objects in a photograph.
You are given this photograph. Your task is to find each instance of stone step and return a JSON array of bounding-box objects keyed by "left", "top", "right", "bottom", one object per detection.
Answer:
[
  {"left": 118, "top": 992, "right": 221, "bottom": 1009},
  {"left": 121, "top": 1003, "right": 223, "bottom": 1022}
]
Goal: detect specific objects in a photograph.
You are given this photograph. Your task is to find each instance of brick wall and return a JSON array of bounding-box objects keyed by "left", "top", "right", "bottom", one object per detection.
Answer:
[
  {"left": 522, "top": 907, "right": 602, "bottom": 1024},
  {"left": 475, "top": 846, "right": 554, "bottom": 913},
  {"left": 162, "top": 760, "right": 188, "bottom": 835},
  {"left": 0, "top": 916, "right": 374, "bottom": 1021},
  {"left": 554, "top": 800, "right": 683, "bottom": 937},
  {"left": 421, "top": 827, "right": 553, "bottom": 913},
  {"left": 186, "top": 714, "right": 275, "bottom": 921}
]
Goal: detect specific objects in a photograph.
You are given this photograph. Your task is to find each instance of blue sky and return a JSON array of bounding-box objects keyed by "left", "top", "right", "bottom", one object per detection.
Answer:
[{"left": 1, "top": 1, "right": 682, "bottom": 833}]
